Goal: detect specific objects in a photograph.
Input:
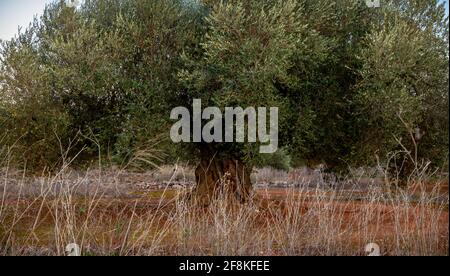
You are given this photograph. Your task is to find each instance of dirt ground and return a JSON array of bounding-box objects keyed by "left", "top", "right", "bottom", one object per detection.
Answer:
[{"left": 0, "top": 168, "right": 448, "bottom": 256}]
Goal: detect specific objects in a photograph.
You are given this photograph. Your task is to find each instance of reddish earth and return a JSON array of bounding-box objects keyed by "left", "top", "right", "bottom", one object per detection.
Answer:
[{"left": 1, "top": 184, "right": 448, "bottom": 255}]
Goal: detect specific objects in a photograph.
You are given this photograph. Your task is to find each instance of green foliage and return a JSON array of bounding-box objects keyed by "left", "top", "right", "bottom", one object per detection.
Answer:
[
  {"left": 1, "top": 0, "right": 199, "bottom": 170},
  {"left": 0, "top": 17, "right": 71, "bottom": 169},
  {"left": 178, "top": 0, "right": 304, "bottom": 161},
  {"left": 254, "top": 149, "right": 291, "bottom": 171},
  {"left": 355, "top": 1, "right": 449, "bottom": 182}
]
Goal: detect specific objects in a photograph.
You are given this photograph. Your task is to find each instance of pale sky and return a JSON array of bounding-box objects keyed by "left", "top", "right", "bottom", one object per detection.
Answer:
[
  {"left": 0, "top": 0, "right": 54, "bottom": 41},
  {"left": 0, "top": 0, "right": 449, "bottom": 41}
]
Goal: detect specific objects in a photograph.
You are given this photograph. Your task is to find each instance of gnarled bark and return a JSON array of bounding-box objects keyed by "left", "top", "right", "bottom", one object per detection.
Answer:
[{"left": 193, "top": 156, "right": 253, "bottom": 206}]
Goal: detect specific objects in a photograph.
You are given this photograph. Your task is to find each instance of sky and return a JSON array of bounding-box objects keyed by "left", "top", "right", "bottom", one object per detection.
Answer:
[
  {"left": 0, "top": 0, "right": 449, "bottom": 41},
  {"left": 0, "top": 0, "right": 53, "bottom": 41}
]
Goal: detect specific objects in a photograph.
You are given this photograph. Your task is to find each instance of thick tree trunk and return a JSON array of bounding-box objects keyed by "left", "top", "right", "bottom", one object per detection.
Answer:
[
  {"left": 193, "top": 154, "right": 253, "bottom": 206},
  {"left": 387, "top": 157, "right": 415, "bottom": 190}
]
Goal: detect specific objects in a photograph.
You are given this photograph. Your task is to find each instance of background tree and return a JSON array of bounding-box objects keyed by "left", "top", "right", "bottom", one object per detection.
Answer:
[
  {"left": 1, "top": 0, "right": 200, "bottom": 169},
  {"left": 356, "top": 0, "right": 449, "bottom": 187}
]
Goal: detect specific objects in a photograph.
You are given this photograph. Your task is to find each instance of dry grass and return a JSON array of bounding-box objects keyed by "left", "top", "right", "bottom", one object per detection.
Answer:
[{"left": 0, "top": 164, "right": 447, "bottom": 256}]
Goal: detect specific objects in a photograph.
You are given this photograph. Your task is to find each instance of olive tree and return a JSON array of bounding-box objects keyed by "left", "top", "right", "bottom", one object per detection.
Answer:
[{"left": 0, "top": 0, "right": 447, "bottom": 201}]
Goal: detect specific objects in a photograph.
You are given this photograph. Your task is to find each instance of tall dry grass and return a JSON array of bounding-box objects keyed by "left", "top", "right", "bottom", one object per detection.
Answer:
[
  {"left": 0, "top": 134, "right": 447, "bottom": 256},
  {"left": 0, "top": 161, "right": 447, "bottom": 256}
]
